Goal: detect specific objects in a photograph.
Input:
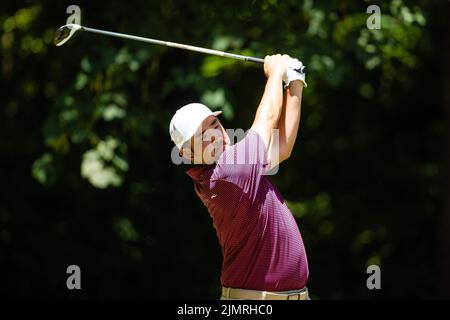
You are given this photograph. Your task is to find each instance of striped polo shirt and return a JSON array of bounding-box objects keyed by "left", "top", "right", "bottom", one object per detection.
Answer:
[{"left": 186, "top": 130, "right": 309, "bottom": 291}]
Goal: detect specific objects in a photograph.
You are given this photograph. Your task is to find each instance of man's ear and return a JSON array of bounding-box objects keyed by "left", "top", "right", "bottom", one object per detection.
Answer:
[{"left": 179, "top": 146, "right": 194, "bottom": 161}]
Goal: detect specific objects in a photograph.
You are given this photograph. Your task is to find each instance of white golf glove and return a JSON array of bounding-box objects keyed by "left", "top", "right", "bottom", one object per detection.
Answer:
[{"left": 283, "top": 58, "right": 307, "bottom": 88}]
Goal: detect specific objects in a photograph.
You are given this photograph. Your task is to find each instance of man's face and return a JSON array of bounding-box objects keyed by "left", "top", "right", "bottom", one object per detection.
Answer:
[{"left": 182, "top": 115, "right": 230, "bottom": 164}]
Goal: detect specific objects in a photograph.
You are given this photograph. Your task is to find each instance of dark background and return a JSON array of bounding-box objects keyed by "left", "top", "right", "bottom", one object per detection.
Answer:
[{"left": 0, "top": 0, "right": 449, "bottom": 299}]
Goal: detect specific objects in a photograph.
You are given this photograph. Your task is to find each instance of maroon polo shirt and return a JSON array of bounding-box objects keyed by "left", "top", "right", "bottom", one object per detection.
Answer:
[{"left": 186, "top": 130, "right": 309, "bottom": 291}]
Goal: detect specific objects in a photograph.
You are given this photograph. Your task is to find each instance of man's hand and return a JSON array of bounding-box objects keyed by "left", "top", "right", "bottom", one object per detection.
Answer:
[
  {"left": 263, "top": 54, "right": 290, "bottom": 79},
  {"left": 283, "top": 58, "right": 307, "bottom": 88}
]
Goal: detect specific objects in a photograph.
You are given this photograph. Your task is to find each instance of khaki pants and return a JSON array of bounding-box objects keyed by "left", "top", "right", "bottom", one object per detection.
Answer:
[{"left": 220, "top": 286, "right": 310, "bottom": 300}]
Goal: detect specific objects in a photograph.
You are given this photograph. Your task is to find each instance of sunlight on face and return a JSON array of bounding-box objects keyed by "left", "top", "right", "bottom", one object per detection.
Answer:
[{"left": 184, "top": 116, "right": 230, "bottom": 164}]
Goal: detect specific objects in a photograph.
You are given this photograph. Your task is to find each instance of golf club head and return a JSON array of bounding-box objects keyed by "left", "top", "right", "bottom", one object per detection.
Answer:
[{"left": 54, "top": 24, "right": 82, "bottom": 46}]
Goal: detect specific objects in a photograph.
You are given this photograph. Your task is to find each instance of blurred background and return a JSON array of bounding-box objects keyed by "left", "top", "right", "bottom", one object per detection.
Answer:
[{"left": 0, "top": 0, "right": 448, "bottom": 299}]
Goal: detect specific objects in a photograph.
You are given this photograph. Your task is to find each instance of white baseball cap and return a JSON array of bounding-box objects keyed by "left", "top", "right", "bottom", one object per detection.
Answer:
[{"left": 169, "top": 103, "right": 222, "bottom": 149}]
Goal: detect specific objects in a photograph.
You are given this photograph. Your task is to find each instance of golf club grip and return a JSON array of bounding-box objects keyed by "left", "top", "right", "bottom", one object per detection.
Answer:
[
  {"left": 247, "top": 56, "right": 306, "bottom": 74},
  {"left": 246, "top": 57, "right": 265, "bottom": 64}
]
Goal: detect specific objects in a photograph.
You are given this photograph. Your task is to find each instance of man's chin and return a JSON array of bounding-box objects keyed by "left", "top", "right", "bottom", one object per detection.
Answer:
[{"left": 202, "top": 150, "right": 224, "bottom": 164}]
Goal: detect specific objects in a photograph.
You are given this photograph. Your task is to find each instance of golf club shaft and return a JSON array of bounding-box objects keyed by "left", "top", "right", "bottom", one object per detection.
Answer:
[{"left": 81, "top": 26, "right": 265, "bottom": 64}]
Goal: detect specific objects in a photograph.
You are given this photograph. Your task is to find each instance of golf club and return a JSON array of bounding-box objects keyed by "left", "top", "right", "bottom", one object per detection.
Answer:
[{"left": 54, "top": 24, "right": 306, "bottom": 73}]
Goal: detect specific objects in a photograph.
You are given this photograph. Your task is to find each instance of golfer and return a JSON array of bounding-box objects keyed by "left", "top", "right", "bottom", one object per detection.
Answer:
[{"left": 169, "top": 54, "right": 309, "bottom": 300}]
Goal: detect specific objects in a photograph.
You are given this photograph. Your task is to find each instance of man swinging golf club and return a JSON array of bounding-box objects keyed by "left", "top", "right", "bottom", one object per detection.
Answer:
[{"left": 169, "top": 54, "right": 309, "bottom": 300}]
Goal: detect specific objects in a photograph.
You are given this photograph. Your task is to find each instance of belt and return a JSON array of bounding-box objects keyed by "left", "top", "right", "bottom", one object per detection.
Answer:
[{"left": 221, "top": 286, "right": 309, "bottom": 300}]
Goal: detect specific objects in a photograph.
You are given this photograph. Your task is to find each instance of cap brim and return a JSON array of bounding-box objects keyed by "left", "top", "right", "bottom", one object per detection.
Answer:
[{"left": 176, "top": 110, "right": 223, "bottom": 149}]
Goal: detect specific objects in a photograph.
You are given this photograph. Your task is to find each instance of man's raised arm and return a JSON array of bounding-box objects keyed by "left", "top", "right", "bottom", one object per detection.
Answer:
[
  {"left": 250, "top": 54, "right": 289, "bottom": 153},
  {"left": 277, "top": 80, "right": 304, "bottom": 163}
]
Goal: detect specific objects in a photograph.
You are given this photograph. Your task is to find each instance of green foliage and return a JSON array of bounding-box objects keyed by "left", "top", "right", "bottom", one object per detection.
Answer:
[
  {"left": 32, "top": 153, "right": 56, "bottom": 185},
  {"left": 81, "top": 136, "right": 128, "bottom": 188},
  {"left": 114, "top": 217, "right": 139, "bottom": 242},
  {"left": 200, "top": 88, "right": 234, "bottom": 119}
]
